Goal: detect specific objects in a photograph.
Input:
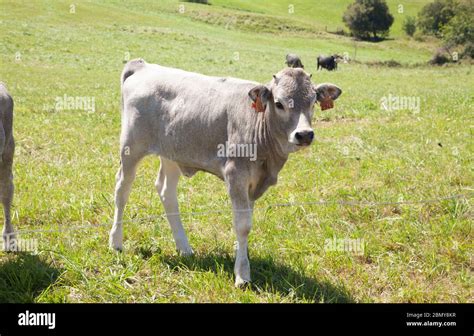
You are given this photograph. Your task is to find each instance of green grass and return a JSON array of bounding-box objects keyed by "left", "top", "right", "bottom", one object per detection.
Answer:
[{"left": 0, "top": 0, "right": 472, "bottom": 303}]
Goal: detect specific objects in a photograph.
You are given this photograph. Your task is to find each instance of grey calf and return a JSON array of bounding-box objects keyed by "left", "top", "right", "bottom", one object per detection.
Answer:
[
  {"left": 109, "top": 59, "right": 342, "bottom": 287},
  {"left": 0, "top": 83, "right": 15, "bottom": 251}
]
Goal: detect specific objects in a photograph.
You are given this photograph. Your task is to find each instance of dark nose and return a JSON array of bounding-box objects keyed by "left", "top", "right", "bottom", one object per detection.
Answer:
[{"left": 295, "top": 130, "right": 314, "bottom": 145}]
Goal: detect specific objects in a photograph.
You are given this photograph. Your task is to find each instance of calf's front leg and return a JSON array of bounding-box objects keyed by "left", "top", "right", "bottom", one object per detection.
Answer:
[{"left": 225, "top": 163, "right": 253, "bottom": 288}]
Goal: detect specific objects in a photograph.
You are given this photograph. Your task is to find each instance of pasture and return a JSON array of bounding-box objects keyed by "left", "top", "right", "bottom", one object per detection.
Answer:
[{"left": 0, "top": 0, "right": 472, "bottom": 303}]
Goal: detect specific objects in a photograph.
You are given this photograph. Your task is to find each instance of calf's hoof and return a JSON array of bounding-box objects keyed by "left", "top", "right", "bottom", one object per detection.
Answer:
[
  {"left": 109, "top": 232, "right": 123, "bottom": 252},
  {"left": 235, "top": 276, "right": 251, "bottom": 288},
  {"left": 3, "top": 232, "right": 17, "bottom": 252},
  {"left": 178, "top": 246, "right": 194, "bottom": 257}
]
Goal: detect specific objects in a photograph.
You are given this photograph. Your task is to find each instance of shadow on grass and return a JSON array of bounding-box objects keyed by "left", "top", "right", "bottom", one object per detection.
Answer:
[
  {"left": 162, "top": 252, "right": 354, "bottom": 303},
  {"left": 0, "top": 253, "right": 60, "bottom": 303}
]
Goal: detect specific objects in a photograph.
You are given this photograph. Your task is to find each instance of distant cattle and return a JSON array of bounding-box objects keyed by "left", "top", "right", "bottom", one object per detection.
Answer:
[
  {"left": 317, "top": 54, "right": 343, "bottom": 71},
  {"left": 0, "top": 83, "right": 15, "bottom": 251},
  {"left": 110, "top": 59, "right": 342, "bottom": 287},
  {"left": 285, "top": 53, "right": 304, "bottom": 68}
]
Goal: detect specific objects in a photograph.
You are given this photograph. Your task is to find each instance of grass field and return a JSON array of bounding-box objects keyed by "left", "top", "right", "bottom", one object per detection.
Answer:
[{"left": 0, "top": 0, "right": 472, "bottom": 303}]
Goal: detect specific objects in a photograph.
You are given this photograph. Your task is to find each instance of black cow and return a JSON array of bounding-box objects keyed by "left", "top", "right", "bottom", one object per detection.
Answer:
[
  {"left": 317, "top": 54, "right": 342, "bottom": 71},
  {"left": 285, "top": 53, "right": 304, "bottom": 68}
]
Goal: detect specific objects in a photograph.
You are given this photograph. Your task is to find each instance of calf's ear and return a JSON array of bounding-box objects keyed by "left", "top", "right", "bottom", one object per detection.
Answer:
[
  {"left": 248, "top": 85, "right": 271, "bottom": 113},
  {"left": 314, "top": 83, "right": 342, "bottom": 101},
  {"left": 313, "top": 83, "right": 342, "bottom": 111}
]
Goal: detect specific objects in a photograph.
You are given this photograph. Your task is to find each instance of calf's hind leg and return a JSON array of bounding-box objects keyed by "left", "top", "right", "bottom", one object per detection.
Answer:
[
  {"left": 155, "top": 157, "right": 193, "bottom": 256},
  {"left": 0, "top": 161, "right": 14, "bottom": 251},
  {"left": 109, "top": 149, "right": 143, "bottom": 251}
]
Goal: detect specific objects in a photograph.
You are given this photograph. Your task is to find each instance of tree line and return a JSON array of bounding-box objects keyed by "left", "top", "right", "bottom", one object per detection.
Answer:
[{"left": 342, "top": 0, "right": 473, "bottom": 61}]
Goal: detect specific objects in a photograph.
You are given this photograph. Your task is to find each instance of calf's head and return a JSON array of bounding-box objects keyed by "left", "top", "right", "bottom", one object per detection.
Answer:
[{"left": 248, "top": 68, "right": 342, "bottom": 153}]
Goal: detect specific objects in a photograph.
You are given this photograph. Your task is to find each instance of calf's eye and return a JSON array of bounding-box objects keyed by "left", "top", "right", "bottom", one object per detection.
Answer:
[{"left": 275, "top": 102, "right": 284, "bottom": 109}]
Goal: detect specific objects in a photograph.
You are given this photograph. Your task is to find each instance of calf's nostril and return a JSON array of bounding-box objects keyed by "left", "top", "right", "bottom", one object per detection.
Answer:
[{"left": 295, "top": 131, "right": 314, "bottom": 143}]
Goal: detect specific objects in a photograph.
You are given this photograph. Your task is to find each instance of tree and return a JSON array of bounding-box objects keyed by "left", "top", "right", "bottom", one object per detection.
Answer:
[
  {"left": 442, "top": 0, "right": 474, "bottom": 58},
  {"left": 417, "top": 0, "right": 456, "bottom": 36},
  {"left": 343, "top": 0, "right": 394, "bottom": 40},
  {"left": 403, "top": 16, "right": 417, "bottom": 36}
]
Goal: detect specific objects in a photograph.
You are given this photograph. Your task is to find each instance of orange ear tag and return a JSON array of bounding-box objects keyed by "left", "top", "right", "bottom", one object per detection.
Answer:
[
  {"left": 251, "top": 96, "right": 266, "bottom": 112},
  {"left": 320, "top": 97, "right": 334, "bottom": 111}
]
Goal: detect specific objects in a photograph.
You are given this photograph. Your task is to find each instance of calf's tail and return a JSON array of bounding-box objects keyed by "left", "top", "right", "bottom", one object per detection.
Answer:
[
  {"left": 121, "top": 58, "right": 145, "bottom": 87},
  {"left": 120, "top": 58, "right": 146, "bottom": 113}
]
